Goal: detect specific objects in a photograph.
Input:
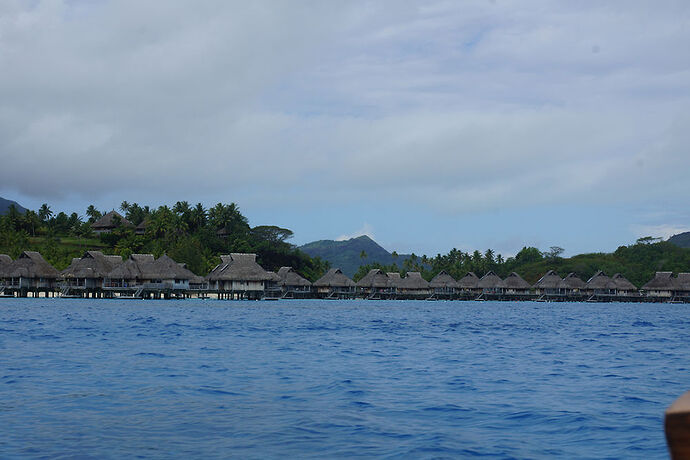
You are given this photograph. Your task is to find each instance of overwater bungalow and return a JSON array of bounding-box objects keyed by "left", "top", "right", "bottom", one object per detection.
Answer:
[
  {"left": 503, "top": 272, "right": 532, "bottom": 299},
  {"left": 2, "top": 251, "right": 59, "bottom": 297},
  {"left": 641, "top": 272, "right": 676, "bottom": 300},
  {"left": 104, "top": 254, "right": 197, "bottom": 298},
  {"left": 611, "top": 273, "right": 639, "bottom": 298},
  {"left": 533, "top": 270, "right": 562, "bottom": 298},
  {"left": 456, "top": 272, "right": 480, "bottom": 299},
  {"left": 386, "top": 272, "right": 402, "bottom": 297},
  {"left": 60, "top": 251, "right": 123, "bottom": 297},
  {"left": 313, "top": 268, "right": 356, "bottom": 299},
  {"left": 206, "top": 253, "right": 273, "bottom": 300},
  {"left": 429, "top": 270, "right": 458, "bottom": 299},
  {"left": 397, "top": 272, "right": 430, "bottom": 299},
  {"left": 356, "top": 269, "right": 392, "bottom": 299},
  {"left": 478, "top": 271, "right": 505, "bottom": 298},
  {"left": 559, "top": 273, "right": 586, "bottom": 298},
  {"left": 90, "top": 210, "right": 133, "bottom": 234},
  {"left": 585, "top": 271, "right": 617, "bottom": 299},
  {"left": 276, "top": 267, "right": 312, "bottom": 298},
  {"left": 675, "top": 273, "right": 690, "bottom": 301},
  {"left": 0, "top": 254, "right": 13, "bottom": 296}
]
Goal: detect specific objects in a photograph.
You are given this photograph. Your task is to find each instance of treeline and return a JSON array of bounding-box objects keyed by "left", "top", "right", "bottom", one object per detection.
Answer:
[
  {"left": 354, "top": 240, "right": 690, "bottom": 288},
  {"left": 0, "top": 201, "right": 330, "bottom": 280}
]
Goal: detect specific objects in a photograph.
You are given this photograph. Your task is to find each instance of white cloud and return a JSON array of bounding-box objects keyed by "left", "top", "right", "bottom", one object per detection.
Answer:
[
  {"left": 337, "top": 223, "right": 375, "bottom": 242},
  {"left": 0, "top": 0, "right": 688, "bottom": 229}
]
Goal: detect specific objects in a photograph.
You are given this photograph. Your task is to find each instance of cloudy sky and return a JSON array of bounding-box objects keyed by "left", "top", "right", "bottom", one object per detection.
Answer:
[{"left": 1, "top": 0, "right": 689, "bottom": 256}]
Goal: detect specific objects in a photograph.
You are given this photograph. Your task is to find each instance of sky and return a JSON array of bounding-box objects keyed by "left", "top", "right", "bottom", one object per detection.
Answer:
[{"left": 1, "top": 0, "right": 689, "bottom": 257}]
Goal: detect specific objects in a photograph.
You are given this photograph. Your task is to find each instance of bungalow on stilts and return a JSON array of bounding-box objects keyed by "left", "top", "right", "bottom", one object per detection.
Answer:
[
  {"left": 206, "top": 253, "right": 273, "bottom": 300},
  {"left": 313, "top": 268, "right": 356, "bottom": 299},
  {"left": 3, "top": 251, "right": 59, "bottom": 297},
  {"left": 429, "top": 270, "right": 458, "bottom": 299}
]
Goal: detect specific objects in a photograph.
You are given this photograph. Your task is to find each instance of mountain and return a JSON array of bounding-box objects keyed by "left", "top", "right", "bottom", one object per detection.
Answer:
[
  {"left": 298, "top": 235, "right": 413, "bottom": 277},
  {"left": 668, "top": 231, "right": 690, "bottom": 248},
  {"left": 0, "top": 197, "right": 26, "bottom": 215}
]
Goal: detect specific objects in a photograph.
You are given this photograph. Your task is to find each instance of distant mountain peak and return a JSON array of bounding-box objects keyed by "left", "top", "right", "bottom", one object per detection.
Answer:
[
  {"left": 668, "top": 231, "right": 690, "bottom": 248},
  {"left": 298, "top": 235, "right": 410, "bottom": 277},
  {"left": 0, "top": 197, "right": 27, "bottom": 215}
]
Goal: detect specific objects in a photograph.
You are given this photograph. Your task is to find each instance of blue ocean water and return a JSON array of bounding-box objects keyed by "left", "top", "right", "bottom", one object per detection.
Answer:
[{"left": 0, "top": 299, "right": 687, "bottom": 459}]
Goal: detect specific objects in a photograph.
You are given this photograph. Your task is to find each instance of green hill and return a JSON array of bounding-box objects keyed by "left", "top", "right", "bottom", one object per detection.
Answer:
[
  {"left": 668, "top": 231, "right": 690, "bottom": 249},
  {"left": 0, "top": 197, "right": 26, "bottom": 215},
  {"left": 299, "top": 235, "right": 412, "bottom": 277}
]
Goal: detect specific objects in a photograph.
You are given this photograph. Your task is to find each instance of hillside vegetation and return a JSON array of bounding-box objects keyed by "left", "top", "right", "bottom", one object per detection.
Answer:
[{"left": 0, "top": 201, "right": 329, "bottom": 280}]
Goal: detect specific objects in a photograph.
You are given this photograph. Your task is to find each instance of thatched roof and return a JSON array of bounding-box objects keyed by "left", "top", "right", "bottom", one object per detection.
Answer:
[
  {"left": 276, "top": 267, "right": 311, "bottom": 287},
  {"left": 478, "top": 271, "right": 505, "bottom": 289},
  {"left": 399, "top": 272, "right": 429, "bottom": 290},
  {"left": 206, "top": 253, "right": 272, "bottom": 281},
  {"left": 313, "top": 268, "right": 355, "bottom": 288},
  {"left": 559, "top": 273, "right": 585, "bottom": 289},
  {"left": 503, "top": 272, "right": 531, "bottom": 289},
  {"left": 456, "top": 272, "right": 479, "bottom": 289},
  {"left": 676, "top": 273, "right": 690, "bottom": 291},
  {"left": 61, "top": 251, "right": 123, "bottom": 279},
  {"left": 641, "top": 272, "right": 677, "bottom": 290},
  {"left": 356, "top": 269, "right": 389, "bottom": 288},
  {"left": 585, "top": 271, "right": 616, "bottom": 290},
  {"left": 0, "top": 254, "right": 12, "bottom": 277},
  {"left": 429, "top": 270, "right": 458, "bottom": 288},
  {"left": 91, "top": 210, "right": 133, "bottom": 230},
  {"left": 107, "top": 254, "right": 195, "bottom": 281},
  {"left": 611, "top": 273, "right": 637, "bottom": 291},
  {"left": 6, "top": 251, "right": 59, "bottom": 279},
  {"left": 533, "top": 270, "right": 562, "bottom": 289},
  {"left": 386, "top": 272, "right": 402, "bottom": 289}
]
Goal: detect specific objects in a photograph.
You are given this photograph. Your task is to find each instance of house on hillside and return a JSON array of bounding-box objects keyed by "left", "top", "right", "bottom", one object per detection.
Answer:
[
  {"left": 313, "top": 268, "right": 356, "bottom": 299},
  {"left": 91, "top": 211, "right": 133, "bottom": 234}
]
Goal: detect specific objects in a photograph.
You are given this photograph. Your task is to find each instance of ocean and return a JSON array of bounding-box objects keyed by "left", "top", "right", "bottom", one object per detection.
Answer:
[{"left": 0, "top": 299, "right": 687, "bottom": 458}]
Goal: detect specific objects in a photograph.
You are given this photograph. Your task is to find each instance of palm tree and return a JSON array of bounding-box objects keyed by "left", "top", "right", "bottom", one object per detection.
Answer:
[
  {"left": 38, "top": 203, "right": 53, "bottom": 222},
  {"left": 120, "top": 201, "right": 130, "bottom": 213},
  {"left": 86, "top": 205, "right": 101, "bottom": 223}
]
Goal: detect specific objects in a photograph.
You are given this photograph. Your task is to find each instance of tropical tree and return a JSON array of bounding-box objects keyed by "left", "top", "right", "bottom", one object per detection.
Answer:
[{"left": 38, "top": 203, "right": 53, "bottom": 223}]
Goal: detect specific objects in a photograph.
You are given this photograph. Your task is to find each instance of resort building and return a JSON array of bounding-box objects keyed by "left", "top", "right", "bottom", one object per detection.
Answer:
[
  {"left": 502, "top": 272, "right": 532, "bottom": 298},
  {"left": 276, "top": 267, "right": 312, "bottom": 298},
  {"left": 206, "top": 253, "right": 273, "bottom": 300},
  {"left": 2, "top": 251, "right": 59, "bottom": 296},
  {"left": 429, "top": 270, "right": 458, "bottom": 299},
  {"left": 456, "top": 272, "right": 480, "bottom": 298},
  {"left": 60, "top": 251, "right": 123, "bottom": 297},
  {"left": 558, "top": 273, "right": 585, "bottom": 298},
  {"left": 90, "top": 210, "right": 133, "bottom": 234},
  {"left": 313, "top": 268, "right": 356, "bottom": 299},
  {"left": 397, "top": 272, "right": 430, "bottom": 299},
  {"left": 104, "top": 253, "right": 197, "bottom": 298},
  {"left": 356, "top": 269, "right": 393, "bottom": 299},
  {"left": 585, "top": 271, "right": 617, "bottom": 298},
  {"left": 533, "top": 270, "right": 562, "bottom": 297},
  {"left": 611, "top": 273, "right": 638, "bottom": 297},
  {"left": 641, "top": 272, "right": 676, "bottom": 300},
  {"left": 478, "top": 271, "right": 505, "bottom": 297},
  {"left": 675, "top": 273, "right": 690, "bottom": 301}
]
